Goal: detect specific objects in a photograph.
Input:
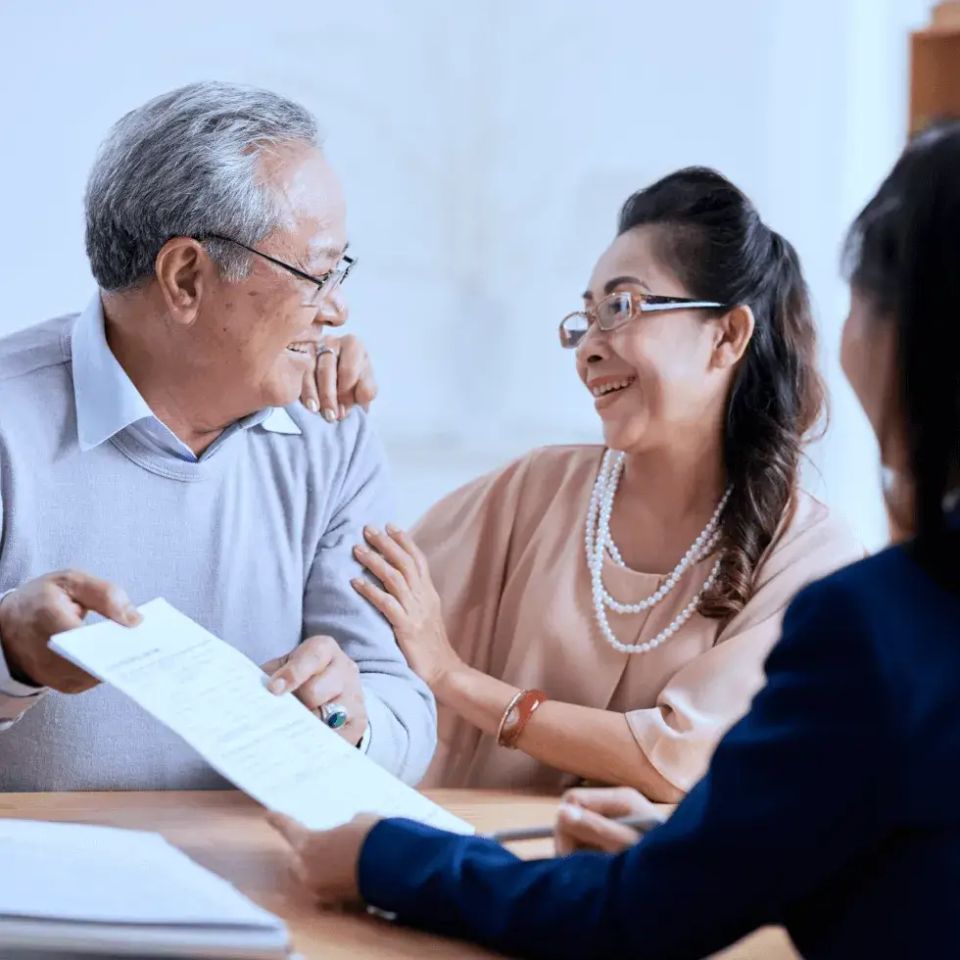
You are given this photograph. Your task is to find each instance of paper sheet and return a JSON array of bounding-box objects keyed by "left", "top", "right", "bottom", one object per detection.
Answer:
[
  {"left": 0, "top": 818, "right": 281, "bottom": 928},
  {"left": 50, "top": 598, "right": 471, "bottom": 834}
]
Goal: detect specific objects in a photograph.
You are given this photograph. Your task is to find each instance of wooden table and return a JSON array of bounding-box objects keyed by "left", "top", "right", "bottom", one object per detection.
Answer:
[{"left": 0, "top": 790, "right": 796, "bottom": 959}]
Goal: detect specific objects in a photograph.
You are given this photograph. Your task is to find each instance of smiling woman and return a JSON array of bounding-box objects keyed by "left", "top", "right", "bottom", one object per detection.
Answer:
[
  {"left": 348, "top": 167, "right": 863, "bottom": 800},
  {"left": 275, "top": 124, "right": 960, "bottom": 960}
]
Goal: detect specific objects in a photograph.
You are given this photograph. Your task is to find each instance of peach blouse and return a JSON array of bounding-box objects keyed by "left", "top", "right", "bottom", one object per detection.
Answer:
[{"left": 415, "top": 445, "right": 862, "bottom": 794}]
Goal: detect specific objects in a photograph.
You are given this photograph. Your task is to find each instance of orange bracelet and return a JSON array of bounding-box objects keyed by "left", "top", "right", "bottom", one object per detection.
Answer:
[{"left": 497, "top": 688, "right": 548, "bottom": 749}]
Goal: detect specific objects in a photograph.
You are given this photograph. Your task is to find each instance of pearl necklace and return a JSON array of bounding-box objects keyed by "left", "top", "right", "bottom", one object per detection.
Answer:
[{"left": 585, "top": 450, "right": 731, "bottom": 655}]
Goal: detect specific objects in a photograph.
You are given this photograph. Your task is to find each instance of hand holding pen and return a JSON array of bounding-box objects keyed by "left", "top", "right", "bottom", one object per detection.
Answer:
[{"left": 490, "top": 786, "right": 669, "bottom": 855}]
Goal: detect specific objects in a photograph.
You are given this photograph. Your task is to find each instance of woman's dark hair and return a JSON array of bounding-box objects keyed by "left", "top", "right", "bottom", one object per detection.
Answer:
[
  {"left": 618, "top": 167, "right": 825, "bottom": 619},
  {"left": 844, "top": 122, "right": 960, "bottom": 587}
]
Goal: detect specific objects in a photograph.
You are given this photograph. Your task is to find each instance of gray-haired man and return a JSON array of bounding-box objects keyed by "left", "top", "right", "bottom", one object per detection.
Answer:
[{"left": 0, "top": 82, "right": 436, "bottom": 789}]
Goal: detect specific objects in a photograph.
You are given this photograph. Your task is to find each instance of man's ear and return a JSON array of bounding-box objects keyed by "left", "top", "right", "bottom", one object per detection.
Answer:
[
  {"left": 711, "top": 304, "right": 755, "bottom": 370},
  {"left": 154, "top": 238, "right": 213, "bottom": 327}
]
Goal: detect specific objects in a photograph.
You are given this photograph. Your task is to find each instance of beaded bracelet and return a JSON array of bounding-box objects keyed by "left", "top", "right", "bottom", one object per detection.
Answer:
[{"left": 497, "top": 688, "right": 547, "bottom": 749}]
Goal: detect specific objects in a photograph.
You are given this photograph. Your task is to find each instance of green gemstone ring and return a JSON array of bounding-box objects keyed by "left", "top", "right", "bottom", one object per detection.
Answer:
[{"left": 321, "top": 702, "right": 349, "bottom": 730}]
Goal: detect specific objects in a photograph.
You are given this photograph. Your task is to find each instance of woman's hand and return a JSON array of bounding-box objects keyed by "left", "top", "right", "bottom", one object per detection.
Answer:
[
  {"left": 351, "top": 525, "right": 465, "bottom": 691},
  {"left": 554, "top": 786, "right": 664, "bottom": 855},
  {"left": 300, "top": 334, "right": 378, "bottom": 422},
  {"left": 261, "top": 636, "right": 368, "bottom": 747},
  {"left": 268, "top": 811, "right": 380, "bottom": 907}
]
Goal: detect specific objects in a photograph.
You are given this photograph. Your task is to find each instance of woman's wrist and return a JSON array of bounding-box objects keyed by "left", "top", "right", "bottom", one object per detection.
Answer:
[
  {"left": 433, "top": 664, "right": 534, "bottom": 741},
  {"left": 497, "top": 688, "right": 548, "bottom": 748},
  {"left": 431, "top": 658, "right": 474, "bottom": 705}
]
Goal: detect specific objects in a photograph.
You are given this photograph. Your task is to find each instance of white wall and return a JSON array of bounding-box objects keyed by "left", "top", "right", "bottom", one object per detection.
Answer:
[{"left": 0, "top": 0, "right": 930, "bottom": 542}]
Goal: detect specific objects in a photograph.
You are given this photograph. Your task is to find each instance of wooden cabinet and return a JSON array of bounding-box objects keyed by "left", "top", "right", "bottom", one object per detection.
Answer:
[{"left": 911, "top": 2, "right": 960, "bottom": 134}]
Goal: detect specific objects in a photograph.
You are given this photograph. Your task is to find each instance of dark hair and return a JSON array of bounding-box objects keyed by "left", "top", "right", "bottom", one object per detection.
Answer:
[
  {"left": 844, "top": 122, "right": 960, "bottom": 587},
  {"left": 618, "top": 167, "right": 825, "bottom": 619}
]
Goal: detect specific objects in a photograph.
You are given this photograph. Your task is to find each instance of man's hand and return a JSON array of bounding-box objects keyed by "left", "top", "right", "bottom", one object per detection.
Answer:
[
  {"left": 263, "top": 636, "right": 368, "bottom": 746},
  {"left": 300, "top": 334, "right": 377, "bottom": 423},
  {"left": 0, "top": 570, "right": 142, "bottom": 692}
]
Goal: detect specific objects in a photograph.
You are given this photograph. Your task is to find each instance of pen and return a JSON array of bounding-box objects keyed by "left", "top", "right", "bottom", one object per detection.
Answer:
[{"left": 488, "top": 814, "right": 662, "bottom": 844}]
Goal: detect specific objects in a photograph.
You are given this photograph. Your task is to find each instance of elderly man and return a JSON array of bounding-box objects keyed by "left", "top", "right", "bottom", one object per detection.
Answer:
[{"left": 0, "top": 82, "right": 435, "bottom": 789}]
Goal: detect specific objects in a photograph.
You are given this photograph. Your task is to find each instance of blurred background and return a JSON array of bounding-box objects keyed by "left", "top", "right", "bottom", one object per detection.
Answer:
[{"left": 0, "top": 0, "right": 933, "bottom": 545}]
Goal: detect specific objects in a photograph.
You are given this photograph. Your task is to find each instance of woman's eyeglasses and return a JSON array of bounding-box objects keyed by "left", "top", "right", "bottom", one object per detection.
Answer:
[
  {"left": 195, "top": 234, "right": 356, "bottom": 306},
  {"left": 559, "top": 291, "right": 729, "bottom": 349}
]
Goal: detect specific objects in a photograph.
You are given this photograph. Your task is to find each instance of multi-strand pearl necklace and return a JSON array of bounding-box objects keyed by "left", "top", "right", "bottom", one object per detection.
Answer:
[{"left": 585, "top": 450, "right": 731, "bottom": 655}]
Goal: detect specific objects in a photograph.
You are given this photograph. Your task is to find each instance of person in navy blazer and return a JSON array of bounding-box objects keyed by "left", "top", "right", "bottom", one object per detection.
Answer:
[{"left": 270, "top": 123, "right": 960, "bottom": 959}]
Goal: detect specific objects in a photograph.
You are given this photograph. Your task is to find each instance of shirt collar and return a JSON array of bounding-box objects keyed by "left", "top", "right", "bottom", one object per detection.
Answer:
[
  {"left": 71, "top": 295, "right": 302, "bottom": 452},
  {"left": 259, "top": 407, "right": 302, "bottom": 435}
]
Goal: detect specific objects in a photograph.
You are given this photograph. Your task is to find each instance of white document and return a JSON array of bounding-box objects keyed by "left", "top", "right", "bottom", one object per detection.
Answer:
[
  {"left": 50, "top": 598, "right": 471, "bottom": 834},
  {"left": 0, "top": 818, "right": 288, "bottom": 958},
  {"left": 0, "top": 818, "right": 281, "bottom": 926}
]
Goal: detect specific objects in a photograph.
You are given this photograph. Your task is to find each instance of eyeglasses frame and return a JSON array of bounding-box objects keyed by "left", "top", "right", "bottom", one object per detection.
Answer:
[
  {"left": 194, "top": 233, "right": 356, "bottom": 303},
  {"left": 559, "top": 290, "right": 730, "bottom": 349}
]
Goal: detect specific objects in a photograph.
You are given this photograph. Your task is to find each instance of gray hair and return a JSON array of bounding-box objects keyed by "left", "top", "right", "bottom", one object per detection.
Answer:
[{"left": 84, "top": 81, "right": 323, "bottom": 291}]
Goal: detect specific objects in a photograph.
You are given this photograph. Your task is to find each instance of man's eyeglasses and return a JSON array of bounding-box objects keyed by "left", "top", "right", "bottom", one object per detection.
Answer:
[
  {"left": 559, "top": 290, "right": 729, "bottom": 349},
  {"left": 196, "top": 234, "right": 356, "bottom": 305}
]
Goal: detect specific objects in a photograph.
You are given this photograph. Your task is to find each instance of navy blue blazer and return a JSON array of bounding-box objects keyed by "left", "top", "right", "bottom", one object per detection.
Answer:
[{"left": 358, "top": 545, "right": 960, "bottom": 958}]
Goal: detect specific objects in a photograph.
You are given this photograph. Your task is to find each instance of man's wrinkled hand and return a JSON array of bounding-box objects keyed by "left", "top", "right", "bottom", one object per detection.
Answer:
[
  {"left": 0, "top": 570, "right": 142, "bottom": 692},
  {"left": 263, "top": 636, "right": 368, "bottom": 746}
]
